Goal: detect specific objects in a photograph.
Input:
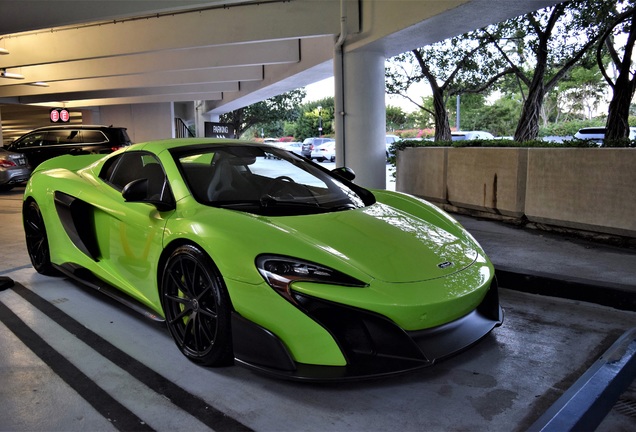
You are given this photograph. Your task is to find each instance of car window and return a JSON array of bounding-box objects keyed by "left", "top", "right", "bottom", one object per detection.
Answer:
[
  {"left": 577, "top": 128, "right": 605, "bottom": 136},
  {"left": 100, "top": 151, "right": 167, "bottom": 195},
  {"left": 112, "top": 128, "right": 132, "bottom": 145},
  {"left": 14, "top": 132, "right": 47, "bottom": 148},
  {"left": 48, "top": 130, "right": 83, "bottom": 144},
  {"left": 82, "top": 130, "right": 108, "bottom": 143},
  {"left": 173, "top": 145, "right": 373, "bottom": 215}
]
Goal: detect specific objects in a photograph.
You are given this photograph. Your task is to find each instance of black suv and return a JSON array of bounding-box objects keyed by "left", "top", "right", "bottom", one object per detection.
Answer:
[{"left": 6, "top": 125, "right": 132, "bottom": 168}]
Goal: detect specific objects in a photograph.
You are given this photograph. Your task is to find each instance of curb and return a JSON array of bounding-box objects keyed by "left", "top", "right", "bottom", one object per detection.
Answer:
[
  {"left": 528, "top": 327, "right": 636, "bottom": 431},
  {"left": 495, "top": 267, "right": 636, "bottom": 312}
]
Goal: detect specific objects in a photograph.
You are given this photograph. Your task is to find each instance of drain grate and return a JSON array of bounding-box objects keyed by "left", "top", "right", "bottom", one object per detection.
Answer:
[
  {"left": 614, "top": 396, "right": 636, "bottom": 418},
  {"left": 613, "top": 381, "right": 636, "bottom": 419}
]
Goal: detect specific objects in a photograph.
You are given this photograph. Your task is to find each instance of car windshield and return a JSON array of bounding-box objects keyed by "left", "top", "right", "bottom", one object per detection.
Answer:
[{"left": 172, "top": 144, "right": 374, "bottom": 216}]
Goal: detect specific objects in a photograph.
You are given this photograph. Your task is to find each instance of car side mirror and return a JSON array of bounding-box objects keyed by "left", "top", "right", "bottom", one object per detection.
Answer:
[
  {"left": 122, "top": 178, "right": 148, "bottom": 202},
  {"left": 331, "top": 166, "right": 356, "bottom": 182},
  {"left": 122, "top": 178, "right": 175, "bottom": 212}
]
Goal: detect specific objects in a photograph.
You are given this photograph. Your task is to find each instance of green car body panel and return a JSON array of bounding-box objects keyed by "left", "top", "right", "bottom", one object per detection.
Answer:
[{"left": 23, "top": 138, "right": 502, "bottom": 380}]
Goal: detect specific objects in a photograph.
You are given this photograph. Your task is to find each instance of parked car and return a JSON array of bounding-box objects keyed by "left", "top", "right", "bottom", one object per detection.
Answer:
[
  {"left": 23, "top": 138, "right": 502, "bottom": 381},
  {"left": 271, "top": 141, "right": 302, "bottom": 153},
  {"left": 0, "top": 148, "right": 31, "bottom": 191},
  {"left": 6, "top": 125, "right": 132, "bottom": 168},
  {"left": 574, "top": 127, "right": 636, "bottom": 146},
  {"left": 451, "top": 131, "right": 495, "bottom": 141},
  {"left": 283, "top": 142, "right": 302, "bottom": 152},
  {"left": 301, "top": 137, "right": 334, "bottom": 158},
  {"left": 311, "top": 141, "right": 336, "bottom": 162}
]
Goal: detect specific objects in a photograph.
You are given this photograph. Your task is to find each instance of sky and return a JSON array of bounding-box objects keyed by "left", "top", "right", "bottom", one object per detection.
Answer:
[{"left": 304, "top": 77, "right": 430, "bottom": 113}]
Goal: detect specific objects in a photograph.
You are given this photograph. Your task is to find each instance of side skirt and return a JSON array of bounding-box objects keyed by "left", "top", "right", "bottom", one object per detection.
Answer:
[{"left": 54, "top": 263, "right": 165, "bottom": 323}]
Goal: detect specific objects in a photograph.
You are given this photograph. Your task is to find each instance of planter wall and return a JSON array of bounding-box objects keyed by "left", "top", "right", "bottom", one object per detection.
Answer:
[{"left": 396, "top": 147, "right": 636, "bottom": 238}]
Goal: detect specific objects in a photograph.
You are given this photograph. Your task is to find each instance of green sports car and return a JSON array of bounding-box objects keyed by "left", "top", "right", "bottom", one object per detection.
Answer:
[{"left": 23, "top": 138, "right": 503, "bottom": 381}]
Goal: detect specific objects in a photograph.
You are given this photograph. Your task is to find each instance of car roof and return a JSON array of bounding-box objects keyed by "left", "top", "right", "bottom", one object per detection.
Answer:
[
  {"left": 132, "top": 138, "right": 268, "bottom": 154},
  {"left": 576, "top": 127, "right": 605, "bottom": 133},
  {"left": 27, "top": 125, "right": 127, "bottom": 132}
]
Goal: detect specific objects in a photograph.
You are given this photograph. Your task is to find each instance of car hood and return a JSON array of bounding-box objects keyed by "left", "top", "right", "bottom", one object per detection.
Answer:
[{"left": 266, "top": 202, "right": 478, "bottom": 283}]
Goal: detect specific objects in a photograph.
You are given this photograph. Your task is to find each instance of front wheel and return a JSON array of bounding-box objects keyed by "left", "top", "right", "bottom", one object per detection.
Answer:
[
  {"left": 160, "top": 244, "right": 233, "bottom": 366},
  {"left": 23, "top": 200, "right": 58, "bottom": 276}
]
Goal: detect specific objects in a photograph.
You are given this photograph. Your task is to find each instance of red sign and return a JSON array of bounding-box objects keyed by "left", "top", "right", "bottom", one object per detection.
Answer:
[
  {"left": 50, "top": 108, "right": 70, "bottom": 123},
  {"left": 60, "top": 109, "right": 69, "bottom": 122}
]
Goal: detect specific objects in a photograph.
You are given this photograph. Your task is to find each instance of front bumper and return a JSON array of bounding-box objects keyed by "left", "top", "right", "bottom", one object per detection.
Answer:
[{"left": 232, "top": 277, "right": 503, "bottom": 381}]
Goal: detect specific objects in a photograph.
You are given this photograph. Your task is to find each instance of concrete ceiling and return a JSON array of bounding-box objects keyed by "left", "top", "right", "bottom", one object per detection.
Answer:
[{"left": 0, "top": 0, "right": 560, "bottom": 140}]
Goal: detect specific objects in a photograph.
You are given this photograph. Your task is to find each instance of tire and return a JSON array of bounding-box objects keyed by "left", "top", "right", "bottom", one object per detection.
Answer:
[
  {"left": 160, "top": 244, "right": 233, "bottom": 366},
  {"left": 0, "top": 185, "right": 14, "bottom": 192},
  {"left": 23, "top": 200, "right": 58, "bottom": 276}
]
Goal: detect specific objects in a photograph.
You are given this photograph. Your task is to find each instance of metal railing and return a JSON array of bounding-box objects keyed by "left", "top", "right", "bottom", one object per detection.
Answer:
[{"left": 175, "top": 118, "right": 195, "bottom": 138}]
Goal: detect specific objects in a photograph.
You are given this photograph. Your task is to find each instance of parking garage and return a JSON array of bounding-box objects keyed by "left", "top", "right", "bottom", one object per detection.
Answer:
[{"left": 1, "top": 1, "right": 635, "bottom": 431}]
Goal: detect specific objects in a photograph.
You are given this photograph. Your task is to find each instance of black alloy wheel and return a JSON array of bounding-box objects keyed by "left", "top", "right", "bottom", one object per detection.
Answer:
[
  {"left": 161, "top": 244, "right": 233, "bottom": 366},
  {"left": 23, "top": 200, "right": 57, "bottom": 275}
]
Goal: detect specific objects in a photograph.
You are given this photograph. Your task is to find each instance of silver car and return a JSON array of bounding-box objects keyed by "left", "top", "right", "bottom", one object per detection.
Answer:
[{"left": 0, "top": 148, "right": 31, "bottom": 191}]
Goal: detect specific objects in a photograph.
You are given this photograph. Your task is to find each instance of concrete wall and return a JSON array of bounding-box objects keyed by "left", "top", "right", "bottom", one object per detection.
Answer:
[
  {"left": 98, "top": 103, "right": 174, "bottom": 143},
  {"left": 396, "top": 147, "right": 636, "bottom": 238},
  {"left": 525, "top": 149, "right": 636, "bottom": 237}
]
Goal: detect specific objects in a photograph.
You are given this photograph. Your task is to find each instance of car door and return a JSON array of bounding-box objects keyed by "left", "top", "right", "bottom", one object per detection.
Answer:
[
  {"left": 93, "top": 151, "right": 174, "bottom": 310},
  {"left": 8, "top": 131, "right": 49, "bottom": 167},
  {"left": 40, "top": 130, "right": 85, "bottom": 162}
]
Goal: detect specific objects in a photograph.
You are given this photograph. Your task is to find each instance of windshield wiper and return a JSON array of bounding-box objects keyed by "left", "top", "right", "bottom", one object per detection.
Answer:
[{"left": 259, "top": 194, "right": 322, "bottom": 209}]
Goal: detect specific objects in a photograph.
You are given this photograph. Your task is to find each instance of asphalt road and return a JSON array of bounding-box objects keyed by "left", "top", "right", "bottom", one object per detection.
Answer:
[{"left": 1, "top": 186, "right": 634, "bottom": 431}]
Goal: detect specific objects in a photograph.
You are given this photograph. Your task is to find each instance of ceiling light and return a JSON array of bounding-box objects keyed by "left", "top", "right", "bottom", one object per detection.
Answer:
[
  {"left": 0, "top": 48, "right": 9, "bottom": 55},
  {"left": 0, "top": 68, "right": 24, "bottom": 79}
]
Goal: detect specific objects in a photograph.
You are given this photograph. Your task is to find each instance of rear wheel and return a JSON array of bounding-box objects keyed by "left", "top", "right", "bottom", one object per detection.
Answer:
[
  {"left": 160, "top": 244, "right": 233, "bottom": 366},
  {"left": 23, "top": 200, "right": 58, "bottom": 275}
]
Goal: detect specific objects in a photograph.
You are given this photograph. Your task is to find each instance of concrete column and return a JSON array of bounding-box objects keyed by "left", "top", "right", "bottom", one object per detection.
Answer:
[
  {"left": 336, "top": 49, "right": 386, "bottom": 189},
  {"left": 194, "top": 101, "right": 204, "bottom": 138}
]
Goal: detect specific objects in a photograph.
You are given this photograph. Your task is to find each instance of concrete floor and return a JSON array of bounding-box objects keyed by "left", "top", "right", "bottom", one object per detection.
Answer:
[{"left": 1, "top": 184, "right": 635, "bottom": 431}]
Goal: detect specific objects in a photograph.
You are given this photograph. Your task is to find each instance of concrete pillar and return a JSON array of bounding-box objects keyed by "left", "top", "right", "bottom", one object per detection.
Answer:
[
  {"left": 336, "top": 49, "right": 386, "bottom": 189},
  {"left": 195, "top": 100, "right": 215, "bottom": 138}
]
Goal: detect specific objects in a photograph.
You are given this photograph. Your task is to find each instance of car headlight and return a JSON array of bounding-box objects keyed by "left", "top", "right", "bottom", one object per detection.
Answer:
[{"left": 256, "top": 254, "right": 367, "bottom": 304}]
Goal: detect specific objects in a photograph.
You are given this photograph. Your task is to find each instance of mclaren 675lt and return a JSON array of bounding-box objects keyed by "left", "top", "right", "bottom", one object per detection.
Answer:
[{"left": 23, "top": 138, "right": 502, "bottom": 381}]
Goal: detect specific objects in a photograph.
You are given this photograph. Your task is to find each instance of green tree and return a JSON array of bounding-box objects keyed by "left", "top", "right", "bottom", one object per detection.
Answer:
[
  {"left": 487, "top": 0, "right": 615, "bottom": 141},
  {"left": 407, "top": 96, "right": 436, "bottom": 130},
  {"left": 220, "top": 89, "right": 306, "bottom": 138},
  {"left": 474, "top": 96, "right": 522, "bottom": 136},
  {"left": 386, "top": 105, "right": 408, "bottom": 131},
  {"left": 292, "top": 97, "right": 334, "bottom": 141},
  {"left": 555, "top": 61, "right": 606, "bottom": 121},
  {"left": 386, "top": 30, "right": 514, "bottom": 141},
  {"left": 598, "top": 2, "right": 636, "bottom": 143}
]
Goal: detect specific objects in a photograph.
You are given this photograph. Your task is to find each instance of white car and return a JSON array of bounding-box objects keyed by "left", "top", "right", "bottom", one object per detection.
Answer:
[
  {"left": 311, "top": 141, "right": 336, "bottom": 162},
  {"left": 574, "top": 127, "right": 636, "bottom": 145},
  {"left": 451, "top": 131, "right": 495, "bottom": 141},
  {"left": 271, "top": 141, "right": 302, "bottom": 152}
]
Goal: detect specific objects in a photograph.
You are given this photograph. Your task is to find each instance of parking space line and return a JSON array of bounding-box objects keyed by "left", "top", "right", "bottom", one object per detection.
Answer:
[
  {"left": 0, "top": 300, "right": 154, "bottom": 432},
  {"left": 9, "top": 282, "right": 253, "bottom": 432},
  {"left": 0, "top": 264, "right": 33, "bottom": 276}
]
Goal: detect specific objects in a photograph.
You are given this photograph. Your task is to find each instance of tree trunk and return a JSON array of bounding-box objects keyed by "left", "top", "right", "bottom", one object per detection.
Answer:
[
  {"left": 604, "top": 11, "right": 636, "bottom": 144},
  {"left": 514, "top": 66, "right": 546, "bottom": 141},
  {"left": 605, "top": 82, "right": 633, "bottom": 143},
  {"left": 433, "top": 89, "right": 451, "bottom": 141}
]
